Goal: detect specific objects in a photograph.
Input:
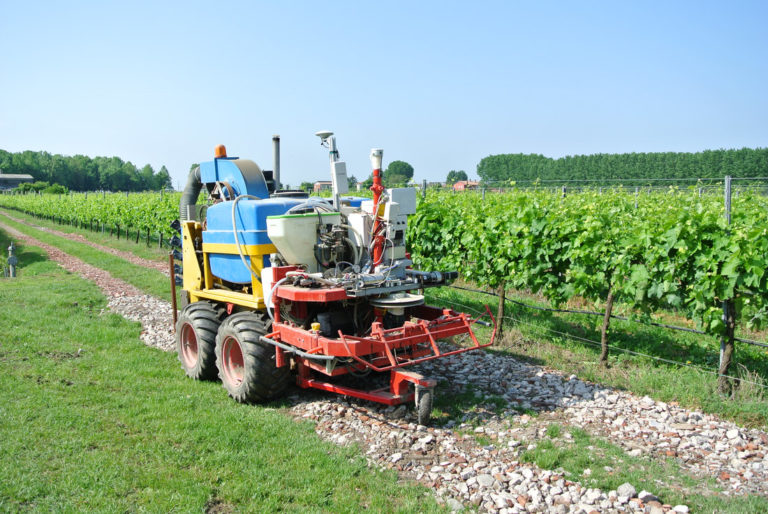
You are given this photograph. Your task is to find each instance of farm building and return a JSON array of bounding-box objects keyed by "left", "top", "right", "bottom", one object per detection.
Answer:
[
  {"left": 453, "top": 180, "right": 479, "bottom": 191},
  {"left": 0, "top": 173, "right": 34, "bottom": 190},
  {"left": 313, "top": 180, "right": 332, "bottom": 192}
]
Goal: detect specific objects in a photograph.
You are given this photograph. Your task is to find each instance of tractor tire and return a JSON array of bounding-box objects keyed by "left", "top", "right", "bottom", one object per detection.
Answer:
[
  {"left": 215, "top": 312, "right": 290, "bottom": 403},
  {"left": 176, "top": 301, "right": 222, "bottom": 380},
  {"left": 416, "top": 387, "right": 433, "bottom": 426}
]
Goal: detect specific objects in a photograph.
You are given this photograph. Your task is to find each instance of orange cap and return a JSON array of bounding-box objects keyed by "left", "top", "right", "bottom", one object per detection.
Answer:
[{"left": 215, "top": 144, "right": 227, "bottom": 158}]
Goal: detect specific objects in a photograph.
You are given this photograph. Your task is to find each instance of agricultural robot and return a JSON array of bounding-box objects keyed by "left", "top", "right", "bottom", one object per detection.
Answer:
[{"left": 172, "top": 132, "right": 495, "bottom": 425}]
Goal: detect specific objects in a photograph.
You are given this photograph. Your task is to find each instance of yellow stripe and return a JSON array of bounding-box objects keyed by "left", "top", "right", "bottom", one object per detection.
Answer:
[
  {"left": 202, "top": 242, "right": 277, "bottom": 255},
  {"left": 191, "top": 289, "right": 266, "bottom": 310}
]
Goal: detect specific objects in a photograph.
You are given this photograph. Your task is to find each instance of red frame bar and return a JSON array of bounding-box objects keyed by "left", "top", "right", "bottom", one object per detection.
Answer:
[
  {"left": 268, "top": 302, "right": 496, "bottom": 407},
  {"left": 272, "top": 305, "right": 496, "bottom": 374},
  {"left": 296, "top": 365, "right": 437, "bottom": 405}
]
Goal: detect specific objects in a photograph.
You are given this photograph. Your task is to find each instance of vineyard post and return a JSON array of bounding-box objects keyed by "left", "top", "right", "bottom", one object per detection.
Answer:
[
  {"left": 496, "top": 282, "right": 506, "bottom": 340},
  {"left": 482, "top": 188, "right": 486, "bottom": 201},
  {"left": 599, "top": 286, "right": 615, "bottom": 365},
  {"left": 158, "top": 232, "right": 163, "bottom": 249},
  {"left": 634, "top": 186, "right": 639, "bottom": 209},
  {"left": 718, "top": 175, "right": 735, "bottom": 395},
  {"left": 561, "top": 186, "right": 566, "bottom": 198},
  {"left": 117, "top": 225, "right": 120, "bottom": 240},
  {"left": 135, "top": 228, "right": 140, "bottom": 244},
  {"left": 146, "top": 228, "right": 150, "bottom": 246},
  {"left": 422, "top": 179, "right": 426, "bottom": 199}
]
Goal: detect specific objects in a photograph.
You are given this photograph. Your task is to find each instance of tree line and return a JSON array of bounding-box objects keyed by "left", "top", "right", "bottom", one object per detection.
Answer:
[
  {"left": 477, "top": 147, "right": 768, "bottom": 183},
  {"left": 0, "top": 149, "right": 172, "bottom": 192}
]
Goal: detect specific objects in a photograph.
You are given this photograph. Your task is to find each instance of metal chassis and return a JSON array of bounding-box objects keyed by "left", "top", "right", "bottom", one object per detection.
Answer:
[{"left": 268, "top": 294, "right": 496, "bottom": 406}]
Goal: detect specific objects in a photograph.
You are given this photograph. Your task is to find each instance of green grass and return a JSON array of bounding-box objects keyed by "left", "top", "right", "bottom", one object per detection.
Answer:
[
  {"left": 425, "top": 286, "right": 768, "bottom": 428},
  {"left": 0, "top": 241, "right": 440, "bottom": 512},
  {"left": 0, "top": 212, "right": 178, "bottom": 304},
  {"left": 520, "top": 424, "right": 768, "bottom": 513},
  {"left": 430, "top": 381, "right": 509, "bottom": 426}
]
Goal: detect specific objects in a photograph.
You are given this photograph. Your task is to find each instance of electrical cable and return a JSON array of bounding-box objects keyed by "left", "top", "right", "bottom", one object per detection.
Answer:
[
  {"left": 266, "top": 276, "right": 290, "bottom": 321},
  {"left": 231, "top": 194, "right": 261, "bottom": 281}
]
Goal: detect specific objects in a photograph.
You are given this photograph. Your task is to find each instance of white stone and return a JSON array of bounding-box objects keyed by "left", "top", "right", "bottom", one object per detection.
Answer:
[{"left": 476, "top": 474, "right": 495, "bottom": 488}]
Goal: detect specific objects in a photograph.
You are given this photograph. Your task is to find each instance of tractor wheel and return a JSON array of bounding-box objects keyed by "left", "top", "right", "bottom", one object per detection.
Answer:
[
  {"left": 215, "top": 312, "right": 290, "bottom": 403},
  {"left": 176, "top": 301, "right": 222, "bottom": 380},
  {"left": 416, "top": 387, "right": 433, "bottom": 426}
]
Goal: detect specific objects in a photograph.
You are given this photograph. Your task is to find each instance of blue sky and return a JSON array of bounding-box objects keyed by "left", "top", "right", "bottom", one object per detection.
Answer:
[{"left": 1, "top": 1, "right": 766, "bottom": 188}]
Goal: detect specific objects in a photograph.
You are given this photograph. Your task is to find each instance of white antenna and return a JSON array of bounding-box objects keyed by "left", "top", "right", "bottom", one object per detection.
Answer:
[{"left": 315, "top": 130, "right": 347, "bottom": 207}]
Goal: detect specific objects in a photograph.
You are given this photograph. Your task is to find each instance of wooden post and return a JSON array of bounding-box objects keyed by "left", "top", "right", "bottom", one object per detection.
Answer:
[
  {"left": 719, "top": 176, "right": 734, "bottom": 394},
  {"left": 170, "top": 253, "right": 178, "bottom": 331},
  {"left": 495, "top": 282, "right": 506, "bottom": 340},
  {"left": 599, "top": 287, "right": 615, "bottom": 364},
  {"left": 135, "top": 228, "right": 140, "bottom": 244},
  {"left": 718, "top": 300, "right": 736, "bottom": 395}
]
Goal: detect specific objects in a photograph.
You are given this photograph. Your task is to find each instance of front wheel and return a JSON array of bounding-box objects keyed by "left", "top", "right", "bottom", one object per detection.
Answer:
[
  {"left": 416, "top": 386, "right": 433, "bottom": 426},
  {"left": 215, "top": 312, "right": 290, "bottom": 403}
]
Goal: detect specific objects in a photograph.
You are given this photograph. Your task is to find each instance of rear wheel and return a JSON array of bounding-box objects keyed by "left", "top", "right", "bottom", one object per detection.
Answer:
[
  {"left": 215, "top": 312, "right": 290, "bottom": 403},
  {"left": 176, "top": 301, "right": 222, "bottom": 380}
]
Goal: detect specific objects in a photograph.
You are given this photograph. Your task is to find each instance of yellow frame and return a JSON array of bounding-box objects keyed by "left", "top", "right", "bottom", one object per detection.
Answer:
[{"left": 181, "top": 221, "right": 272, "bottom": 310}]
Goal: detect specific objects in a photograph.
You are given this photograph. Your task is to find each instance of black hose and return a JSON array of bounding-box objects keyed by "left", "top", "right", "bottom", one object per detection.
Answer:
[{"left": 179, "top": 166, "right": 202, "bottom": 221}]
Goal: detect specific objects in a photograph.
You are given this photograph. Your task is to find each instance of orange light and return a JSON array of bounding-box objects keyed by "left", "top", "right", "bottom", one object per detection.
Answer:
[{"left": 215, "top": 144, "right": 227, "bottom": 158}]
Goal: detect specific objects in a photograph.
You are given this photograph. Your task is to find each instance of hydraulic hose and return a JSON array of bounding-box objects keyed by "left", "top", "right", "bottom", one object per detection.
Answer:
[
  {"left": 179, "top": 166, "right": 202, "bottom": 221},
  {"left": 231, "top": 194, "right": 262, "bottom": 280}
]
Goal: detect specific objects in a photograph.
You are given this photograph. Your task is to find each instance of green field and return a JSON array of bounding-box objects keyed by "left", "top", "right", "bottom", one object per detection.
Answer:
[{"left": 0, "top": 227, "right": 439, "bottom": 512}]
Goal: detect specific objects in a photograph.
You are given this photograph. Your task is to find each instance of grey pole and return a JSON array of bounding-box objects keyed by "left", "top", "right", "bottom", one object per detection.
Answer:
[
  {"left": 8, "top": 242, "right": 17, "bottom": 278},
  {"left": 272, "top": 135, "right": 281, "bottom": 191}
]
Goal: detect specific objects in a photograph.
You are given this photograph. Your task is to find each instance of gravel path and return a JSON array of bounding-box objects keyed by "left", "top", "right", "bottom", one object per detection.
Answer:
[
  {"left": 0, "top": 211, "right": 170, "bottom": 275},
  {"left": 4, "top": 220, "right": 767, "bottom": 512}
]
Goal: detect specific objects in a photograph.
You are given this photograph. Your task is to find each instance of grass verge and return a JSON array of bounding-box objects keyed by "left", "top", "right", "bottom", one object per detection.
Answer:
[
  {"left": 0, "top": 241, "right": 440, "bottom": 512},
  {"left": 0, "top": 212, "right": 177, "bottom": 304},
  {"left": 520, "top": 423, "right": 768, "bottom": 513}
]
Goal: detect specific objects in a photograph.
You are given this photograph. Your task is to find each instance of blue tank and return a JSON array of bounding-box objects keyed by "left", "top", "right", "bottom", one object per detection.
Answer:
[{"left": 204, "top": 198, "right": 304, "bottom": 283}]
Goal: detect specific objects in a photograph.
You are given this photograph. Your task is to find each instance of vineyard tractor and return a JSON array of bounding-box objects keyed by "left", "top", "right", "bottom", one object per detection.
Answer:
[{"left": 171, "top": 132, "right": 495, "bottom": 425}]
